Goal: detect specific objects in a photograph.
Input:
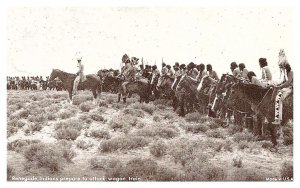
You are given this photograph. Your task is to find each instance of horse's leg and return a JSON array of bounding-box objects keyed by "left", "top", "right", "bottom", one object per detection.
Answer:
[
  {"left": 268, "top": 122, "right": 278, "bottom": 146},
  {"left": 68, "top": 89, "right": 73, "bottom": 104}
]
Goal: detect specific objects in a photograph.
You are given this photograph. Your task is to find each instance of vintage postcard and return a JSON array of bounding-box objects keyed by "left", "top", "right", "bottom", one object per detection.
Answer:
[{"left": 4, "top": 0, "right": 297, "bottom": 184}]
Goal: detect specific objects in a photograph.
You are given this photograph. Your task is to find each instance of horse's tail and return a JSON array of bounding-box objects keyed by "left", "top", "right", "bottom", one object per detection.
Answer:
[{"left": 97, "top": 77, "right": 102, "bottom": 98}]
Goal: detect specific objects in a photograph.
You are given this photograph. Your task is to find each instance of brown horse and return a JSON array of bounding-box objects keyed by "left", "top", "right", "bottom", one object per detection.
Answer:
[
  {"left": 49, "top": 69, "right": 102, "bottom": 103},
  {"left": 196, "top": 75, "right": 218, "bottom": 117},
  {"left": 227, "top": 82, "right": 293, "bottom": 146},
  {"left": 213, "top": 74, "right": 263, "bottom": 134},
  {"left": 176, "top": 75, "right": 205, "bottom": 116},
  {"left": 119, "top": 80, "right": 151, "bottom": 103},
  {"left": 156, "top": 75, "right": 178, "bottom": 111}
]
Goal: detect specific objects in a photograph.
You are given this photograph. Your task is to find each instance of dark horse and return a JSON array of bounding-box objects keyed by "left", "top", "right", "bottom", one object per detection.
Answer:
[
  {"left": 49, "top": 69, "right": 102, "bottom": 103},
  {"left": 176, "top": 75, "right": 203, "bottom": 116},
  {"left": 196, "top": 75, "right": 218, "bottom": 117},
  {"left": 156, "top": 75, "right": 178, "bottom": 111},
  {"left": 214, "top": 74, "right": 264, "bottom": 136},
  {"left": 119, "top": 80, "right": 151, "bottom": 103},
  {"left": 227, "top": 82, "right": 293, "bottom": 146}
]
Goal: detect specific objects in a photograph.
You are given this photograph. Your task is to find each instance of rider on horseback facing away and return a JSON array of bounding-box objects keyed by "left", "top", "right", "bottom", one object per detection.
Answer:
[
  {"left": 121, "top": 54, "right": 136, "bottom": 103},
  {"left": 73, "top": 56, "right": 85, "bottom": 96},
  {"left": 272, "top": 51, "right": 293, "bottom": 125}
]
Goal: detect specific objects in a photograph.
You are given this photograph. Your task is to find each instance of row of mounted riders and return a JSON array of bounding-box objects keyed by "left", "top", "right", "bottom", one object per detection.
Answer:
[
  {"left": 7, "top": 76, "right": 66, "bottom": 91},
  {"left": 97, "top": 68, "right": 293, "bottom": 147}
]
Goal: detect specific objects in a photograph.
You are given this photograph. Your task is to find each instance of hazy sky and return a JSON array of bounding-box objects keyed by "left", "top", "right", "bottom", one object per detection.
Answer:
[{"left": 7, "top": 7, "right": 293, "bottom": 79}]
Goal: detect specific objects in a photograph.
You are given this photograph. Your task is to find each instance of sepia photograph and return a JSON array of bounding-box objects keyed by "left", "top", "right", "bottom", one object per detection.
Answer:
[{"left": 3, "top": 0, "right": 298, "bottom": 185}]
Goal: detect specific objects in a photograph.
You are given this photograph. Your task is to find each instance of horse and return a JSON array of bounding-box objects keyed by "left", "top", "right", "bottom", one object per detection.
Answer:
[
  {"left": 119, "top": 79, "right": 151, "bottom": 103},
  {"left": 49, "top": 69, "right": 102, "bottom": 104},
  {"left": 212, "top": 74, "right": 263, "bottom": 134},
  {"left": 156, "top": 75, "right": 178, "bottom": 111},
  {"left": 175, "top": 75, "right": 203, "bottom": 116},
  {"left": 227, "top": 82, "right": 293, "bottom": 146},
  {"left": 102, "top": 75, "right": 120, "bottom": 93},
  {"left": 196, "top": 75, "right": 219, "bottom": 117}
]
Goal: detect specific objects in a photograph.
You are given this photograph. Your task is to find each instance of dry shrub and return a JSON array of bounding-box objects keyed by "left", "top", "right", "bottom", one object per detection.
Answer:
[
  {"left": 184, "top": 112, "right": 201, "bottom": 122},
  {"left": 76, "top": 140, "right": 93, "bottom": 150},
  {"left": 98, "top": 100, "right": 109, "bottom": 107},
  {"left": 8, "top": 139, "right": 41, "bottom": 153},
  {"left": 223, "top": 139, "right": 233, "bottom": 152},
  {"left": 28, "top": 114, "right": 47, "bottom": 123},
  {"left": 79, "top": 101, "right": 95, "bottom": 112},
  {"left": 183, "top": 159, "right": 226, "bottom": 181},
  {"left": 153, "top": 99, "right": 173, "bottom": 106},
  {"left": 238, "top": 141, "right": 250, "bottom": 150},
  {"left": 72, "top": 95, "right": 93, "bottom": 105},
  {"left": 162, "top": 112, "right": 175, "bottom": 120},
  {"left": 282, "top": 122, "right": 293, "bottom": 146},
  {"left": 106, "top": 158, "right": 158, "bottom": 181},
  {"left": 150, "top": 140, "right": 167, "bottom": 157},
  {"left": 79, "top": 113, "right": 93, "bottom": 124},
  {"left": 123, "top": 108, "right": 145, "bottom": 118},
  {"left": 99, "top": 136, "right": 149, "bottom": 152},
  {"left": 155, "top": 166, "right": 180, "bottom": 181},
  {"left": 55, "top": 120, "right": 83, "bottom": 140},
  {"left": 261, "top": 140, "right": 273, "bottom": 149},
  {"left": 17, "top": 109, "right": 29, "bottom": 118},
  {"left": 7, "top": 165, "right": 14, "bottom": 181},
  {"left": 23, "top": 143, "right": 64, "bottom": 172},
  {"left": 97, "top": 107, "right": 107, "bottom": 113},
  {"left": 153, "top": 115, "right": 161, "bottom": 122},
  {"left": 280, "top": 161, "right": 293, "bottom": 179},
  {"left": 39, "top": 98, "right": 54, "bottom": 108},
  {"left": 58, "top": 110, "right": 73, "bottom": 119},
  {"left": 231, "top": 168, "right": 266, "bottom": 181},
  {"left": 47, "top": 113, "right": 57, "bottom": 120},
  {"left": 184, "top": 123, "right": 209, "bottom": 133},
  {"left": 233, "top": 131, "right": 256, "bottom": 142},
  {"left": 90, "top": 113, "right": 104, "bottom": 121},
  {"left": 156, "top": 104, "right": 166, "bottom": 110},
  {"left": 109, "top": 114, "right": 138, "bottom": 132},
  {"left": 185, "top": 113, "right": 223, "bottom": 129},
  {"left": 90, "top": 157, "right": 121, "bottom": 170},
  {"left": 135, "top": 125, "right": 178, "bottom": 139},
  {"left": 129, "top": 103, "right": 156, "bottom": 115},
  {"left": 206, "top": 128, "right": 225, "bottom": 139},
  {"left": 232, "top": 156, "right": 243, "bottom": 168},
  {"left": 87, "top": 129, "right": 111, "bottom": 140},
  {"left": 111, "top": 103, "right": 123, "bottom": 109},
  {"left": 26, "top": 122, "right": 46, "bottom": 133},
  {"left": 168, "top": 138, "right": 206, "bottom": 166},
  {"left": 227, "top": 124, "right": 242, "bottom": 135},
  {"left": 57, "top": 140, "right": 76, "bottom": 162}
]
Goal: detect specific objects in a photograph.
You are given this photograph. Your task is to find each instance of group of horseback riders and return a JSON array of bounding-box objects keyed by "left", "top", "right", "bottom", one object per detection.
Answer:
[
  {"left": 111, "top": 49, "right": 292, "bottom": 126},
  {"left": 7, "top": 75, "right": 65, "bottom": 91}
]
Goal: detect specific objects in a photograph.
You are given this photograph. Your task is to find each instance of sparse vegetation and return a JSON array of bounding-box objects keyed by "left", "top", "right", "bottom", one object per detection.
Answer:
[
  {"left": 99, "top": 136, "right": 150, "bottom": 152},
  {"left": 150, "top": 140, "right": 167, "bottom": 157},
  {"left": 87, "top": 129, "right": 111, "bottom": 140},
  {"left": 280, "top": 161, "right": 293, "bottom": 179},
  {"left": 54, "top": 119, "right": 83, "bottom": 140},
  {"left": 7, "top": 90, "right": 293, "bottom": 181}
]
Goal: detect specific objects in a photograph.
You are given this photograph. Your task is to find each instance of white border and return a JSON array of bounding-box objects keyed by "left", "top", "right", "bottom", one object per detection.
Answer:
[{"left": 1, "top": 1, "right": 299, "bottom": 188}]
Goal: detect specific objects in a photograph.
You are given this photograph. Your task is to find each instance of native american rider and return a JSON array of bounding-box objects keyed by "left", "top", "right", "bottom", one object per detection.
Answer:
[
  {"left": 73, "top": 57, "right": 85, "bottom": 95},
  {"left": 272, "top": 51, "right": 293, "bottom": 125},
  {"left": 121, "top": 54, "right": 136, "bottom": 101}
]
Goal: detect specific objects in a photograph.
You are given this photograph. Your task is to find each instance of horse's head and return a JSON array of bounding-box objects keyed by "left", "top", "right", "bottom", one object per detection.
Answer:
[
  {"left": 156, "top": 75, "right": 170, "bottom": 90},
  {"left": 49, "top": 69, "right": 59, "bottom": 81},
  {"left": 197, "top": 75, "right": 210, "bottom": 92},
  {"left": 225, "top": 82, "right": 243, "bottom": 110},
  {"left": 176, "top": 75, "right": 186, "bottom": 91}
]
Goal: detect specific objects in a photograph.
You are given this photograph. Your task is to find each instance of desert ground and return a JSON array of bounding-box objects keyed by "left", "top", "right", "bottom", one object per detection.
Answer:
[{"left": 7, "top": 90, "right": 293, "bottom": 181}]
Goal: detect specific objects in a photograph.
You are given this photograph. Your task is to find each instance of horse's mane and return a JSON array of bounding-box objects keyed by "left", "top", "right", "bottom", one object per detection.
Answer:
[
  {"left": 53, "top": 69, "right": 75, "bottom": 77},
  {"left": 234, "top": 82, "right": 270, "bottom": 101},
  {"left": 185, "top": 75, "right": 198, "bottom": 85}
]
